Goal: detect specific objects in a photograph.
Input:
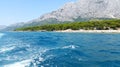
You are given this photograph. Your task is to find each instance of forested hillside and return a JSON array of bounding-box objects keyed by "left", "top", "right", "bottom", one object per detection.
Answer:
[{"left": 15, "top": 19, "right": 120, "bottom": 31}]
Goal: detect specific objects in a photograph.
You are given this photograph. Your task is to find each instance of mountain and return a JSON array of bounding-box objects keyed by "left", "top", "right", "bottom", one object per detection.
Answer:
[{"left": 3, "top": 0, "right": 120, "bottom": 31}]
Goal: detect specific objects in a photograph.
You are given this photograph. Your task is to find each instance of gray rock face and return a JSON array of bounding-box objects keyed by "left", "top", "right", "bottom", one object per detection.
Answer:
[
  {"left": 37, "top": 0, "right": 120, "bottom": 22},
  {"left": 3, "top": 0, "right": 120, "bottom": 31}
]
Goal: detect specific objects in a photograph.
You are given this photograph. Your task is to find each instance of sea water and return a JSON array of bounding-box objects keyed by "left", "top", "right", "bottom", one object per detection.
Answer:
[{"left": 0, "top": 32, "right": 120, "bottom": 67}]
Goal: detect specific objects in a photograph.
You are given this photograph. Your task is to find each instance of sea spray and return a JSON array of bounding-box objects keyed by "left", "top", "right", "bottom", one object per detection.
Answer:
[{"left": 4, "top": 59, "right": 32, "bottom": 67}]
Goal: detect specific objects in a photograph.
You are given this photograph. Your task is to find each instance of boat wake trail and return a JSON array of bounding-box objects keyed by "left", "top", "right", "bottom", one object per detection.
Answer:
[
  {"left": 27, "top": 45, "right": 80, "bottom": 67},
  {"left": 4, "top": 59, "right": 32, "bottom": 67},
  {"left": 0, "top": 46, "right": 16, "bottom": 53},
  {"left": 4, "top": 45, "right": 79, "bottom": 67}
]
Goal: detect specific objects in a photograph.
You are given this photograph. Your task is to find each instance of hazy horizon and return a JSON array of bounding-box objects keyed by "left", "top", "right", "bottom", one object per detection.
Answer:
[{"left": 0, "top": 0, "right": 77, "bottom": 26}]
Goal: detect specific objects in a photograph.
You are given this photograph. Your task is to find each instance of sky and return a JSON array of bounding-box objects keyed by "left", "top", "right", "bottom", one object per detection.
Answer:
[{"left": 0, "top": 0, "right": 77, "bottom": 26}]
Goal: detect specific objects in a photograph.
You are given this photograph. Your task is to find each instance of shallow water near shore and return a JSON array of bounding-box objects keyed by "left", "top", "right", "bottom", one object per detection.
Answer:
[{"left": 0, "top": 32, "right": 120, "bottom": 67}]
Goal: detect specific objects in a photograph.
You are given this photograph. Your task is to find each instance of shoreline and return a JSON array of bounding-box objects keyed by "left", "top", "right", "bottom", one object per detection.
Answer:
[
  {"left": 55, "top": 29, "right": 120, "bottom": 33},
  {"left": 13, "top": 29, "right": 120, "bottom": 33}
]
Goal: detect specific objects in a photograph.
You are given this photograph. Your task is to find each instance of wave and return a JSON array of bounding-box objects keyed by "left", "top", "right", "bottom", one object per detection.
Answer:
[
  {"left": 27, "top": 45, "right": 79, "bottom": 67},
  {"left": 62, "top": 45, "right": 78, "bottom": 49},
  {"left": 2, "top": 45, "right": 79, "bottom": 67},
  {"left": 2, "top": 44, "right": 45, "bottom": 67},
  {"left": 0, "top": 46, "right": 16, "bottom": 53},
  {"left": 0, "top": 33, "right": 5, "bottom": 38},
  {"left": 4, "top": 59, "right": 32, "bottom": 67}
]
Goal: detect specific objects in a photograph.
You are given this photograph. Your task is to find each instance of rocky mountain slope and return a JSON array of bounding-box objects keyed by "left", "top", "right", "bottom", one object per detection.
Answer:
[{"left": 3, "top": 0, "right": 120, "bottom": 31}]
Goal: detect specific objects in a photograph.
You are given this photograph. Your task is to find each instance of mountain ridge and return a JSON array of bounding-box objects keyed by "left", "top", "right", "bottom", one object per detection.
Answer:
[{"left": 3, "top": 0, "right": 120, "bottom": 31}]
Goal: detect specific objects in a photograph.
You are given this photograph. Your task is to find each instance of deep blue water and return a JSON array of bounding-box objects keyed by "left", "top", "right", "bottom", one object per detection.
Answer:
[{"left": 0, "top": 32, "right": 120, "bottom": 67}]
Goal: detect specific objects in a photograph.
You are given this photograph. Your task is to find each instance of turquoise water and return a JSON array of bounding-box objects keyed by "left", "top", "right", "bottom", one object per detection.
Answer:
[{"left": 0, "top": 32, "right": 120, "bottom": 67}]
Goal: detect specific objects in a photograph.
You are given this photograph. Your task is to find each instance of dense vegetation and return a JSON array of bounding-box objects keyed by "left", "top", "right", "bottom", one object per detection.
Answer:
[{"left": 15, "top": 19, "right": 120, "bottom": 31}]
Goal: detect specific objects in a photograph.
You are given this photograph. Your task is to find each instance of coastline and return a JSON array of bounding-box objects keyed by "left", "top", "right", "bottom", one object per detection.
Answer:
[
  {"left": 14, "top": 29, "right": 120, "bottom": 33},
  {"left": 55, "top": 29, "right": 120, "bottom": 33}
]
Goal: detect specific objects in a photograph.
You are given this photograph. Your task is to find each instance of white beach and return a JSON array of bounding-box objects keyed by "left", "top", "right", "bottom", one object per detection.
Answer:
[{"left": 55, "top": 29, "right": 120, "bottom": 33}]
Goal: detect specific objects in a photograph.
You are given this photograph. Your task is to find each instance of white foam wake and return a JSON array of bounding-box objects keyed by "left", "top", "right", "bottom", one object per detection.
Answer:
[
  {"left": 0, "top": 46, "right": 15, "bottom": 53},
  {"left": 62, "top": 45, "right": 78, "bottom": 49},
  {"left": 4, "top": 59, "right": 32, "bottom": 67}
]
